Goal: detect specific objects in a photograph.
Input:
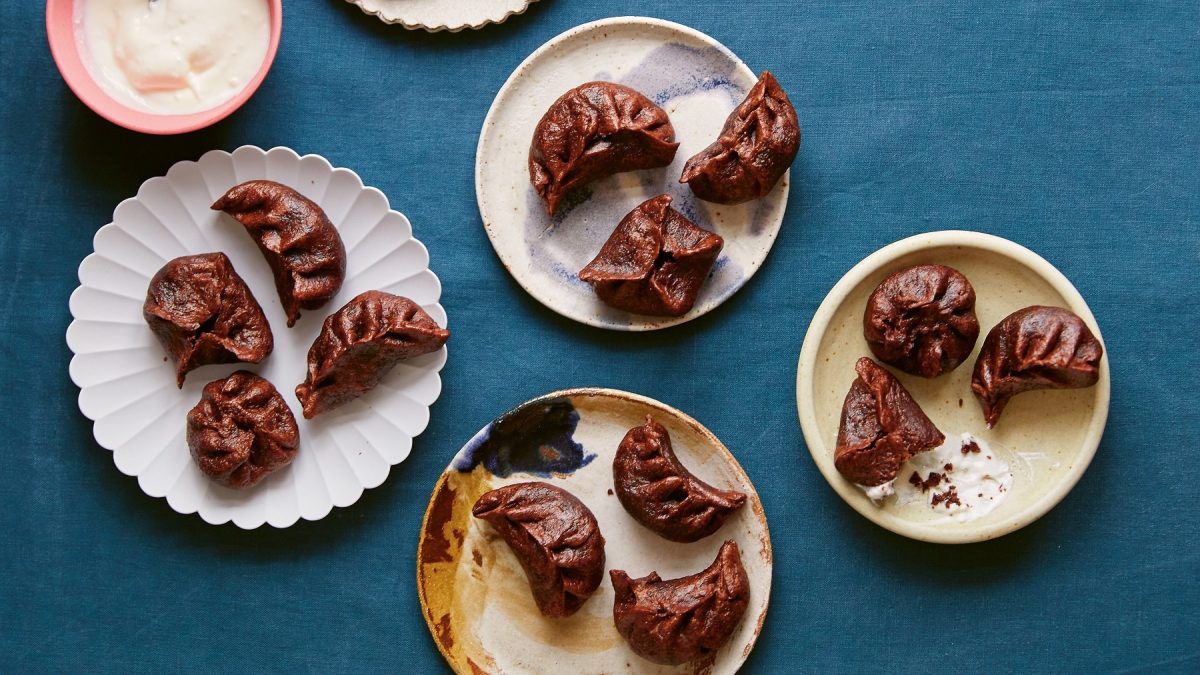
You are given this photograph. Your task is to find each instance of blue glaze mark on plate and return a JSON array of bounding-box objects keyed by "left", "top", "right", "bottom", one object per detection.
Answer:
[{"left": 454, "top": 397, "right": 595, "bottom": 477}]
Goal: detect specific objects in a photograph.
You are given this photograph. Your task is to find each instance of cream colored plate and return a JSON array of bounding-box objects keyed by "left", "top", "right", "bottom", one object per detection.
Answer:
[
  {"left": 476, "top": 17, "right": 788, "bottom": 330},
  {"left": 796, "top": 231, "right": 1110, "bottom": 544},
  {"left": 417, "top": 388, "right": 772, "bottom": 673}
]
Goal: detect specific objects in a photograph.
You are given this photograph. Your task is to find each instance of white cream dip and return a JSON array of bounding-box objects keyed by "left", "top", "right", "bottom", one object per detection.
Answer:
[
  {"left": 856, "top": 433, "right": 1013, "bottom": 523},
  {"left": 78, "top": 0, "right": 271, "bottom": 115}
]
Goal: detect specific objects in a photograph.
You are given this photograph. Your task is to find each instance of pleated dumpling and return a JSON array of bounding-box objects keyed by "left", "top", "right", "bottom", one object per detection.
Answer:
[
  {"left": 295, "top": 291, "right": 449, "bottom": 418},
  {"left": 611, "top": 540, "right": 750, "bottom": 665},
  {"left": 472, "top": 482, "right": 606, "bottom": 618},
  {"left": 680, "top": 71, "right": 800, "bottom": 204},
  {"left": 529, "top": 82, "right": 679, "bottom": 216},
  {"left": 143, "top": 252, "right": 273, "bottom": 387},
  {"left": 213, "top": 180, "right": 347, "bottom": 327},
  {"left": 971, "top": 306, "right": 1103, "bottom": 427}
]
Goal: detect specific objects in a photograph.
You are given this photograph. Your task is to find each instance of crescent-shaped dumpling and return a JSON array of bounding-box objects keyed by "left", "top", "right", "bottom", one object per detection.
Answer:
[
  {"left": 472, "top": 482, "right": 606, "bottom": 618},
  {"left": 295, "top": 291, "right": 449, "bottom": 418},
  {"left": 971, "top": 306, "right": 1103, "bottom": 427},
  {"left": 529, "top": 82, "right": 679, "bottom": 216},
  {"left": 613, "top": 415, "right": 745, "bottom": 542},
  {"left": 212, "top": 180, "right": 347, "bottom": 327},
  {"left": 611, "top": 540, "right": 750, "bottom": 665}
]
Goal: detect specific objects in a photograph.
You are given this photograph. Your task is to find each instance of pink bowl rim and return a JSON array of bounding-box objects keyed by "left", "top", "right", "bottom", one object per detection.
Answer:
[{"left": 45, "top": 0, "right": 283, "bottom": 135}]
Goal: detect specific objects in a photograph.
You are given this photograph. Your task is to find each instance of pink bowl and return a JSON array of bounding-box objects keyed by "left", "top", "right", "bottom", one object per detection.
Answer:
[{"left": 46, "top": 0, "right": 283, "bottom": 135}]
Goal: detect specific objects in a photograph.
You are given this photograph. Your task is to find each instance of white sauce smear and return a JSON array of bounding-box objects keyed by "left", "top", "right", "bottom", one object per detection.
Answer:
[
  {"left": 79, "top": 0, "right": 271, "bottom": 115},
  {"left": 857, "top": 433, "right": 1013, "bottom": 523}
]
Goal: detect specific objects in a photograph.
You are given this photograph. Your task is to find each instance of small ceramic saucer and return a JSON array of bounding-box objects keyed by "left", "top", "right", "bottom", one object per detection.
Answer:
[
  {"left": 476, "top": 17, "right": 790, "bottom": 330},
  {"left": 797, "top": 231, "right": 1110, "bottom": 544}
]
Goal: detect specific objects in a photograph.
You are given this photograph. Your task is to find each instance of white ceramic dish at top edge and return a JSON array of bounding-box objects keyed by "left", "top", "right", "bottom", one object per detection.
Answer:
[
  {"left": 476, "top": 17, "right": 790, "bottom": 331},
  {"left": 796, "top": 230, "right": 1110, "bottom": 544},
  {"left": 66, "top": 145, "right": 449, "bottom": 529},
  {"left": 346, "top": 0, "right": 538, "bottom": 32},
  {"left": 417, "top": 388, "right": 771, "bottom": 673}
]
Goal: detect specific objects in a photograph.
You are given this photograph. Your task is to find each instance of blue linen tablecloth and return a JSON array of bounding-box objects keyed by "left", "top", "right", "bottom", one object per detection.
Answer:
[{"left": 2, "top": 1, "right": 1197, "bottom": 672}]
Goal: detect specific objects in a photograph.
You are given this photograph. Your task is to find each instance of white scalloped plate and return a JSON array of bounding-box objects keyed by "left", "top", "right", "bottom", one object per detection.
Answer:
[
  {"left": 477, "top": 17, "right": 790, "bottom": 331},
  {"left": 346, "top": 0, "right": 538, "bottom": 32},
  {"left": 66, "top": 145, "right": 449, "bottom": 529}
]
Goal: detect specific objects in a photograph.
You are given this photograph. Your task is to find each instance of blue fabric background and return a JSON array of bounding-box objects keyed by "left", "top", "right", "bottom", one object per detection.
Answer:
[{"left": 2, "top": 1, "right": 1197, "bottom": 672}]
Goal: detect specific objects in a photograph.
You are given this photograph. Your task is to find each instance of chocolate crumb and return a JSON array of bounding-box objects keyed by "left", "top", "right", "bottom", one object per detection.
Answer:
[
  {"left": 944, "top": 463, "right": 954, "bottom": 473},
  {"left": 607, "top": 488, "right": 613, "bottom": 496},
  {"left": 958, "top": 398, "right": 963, "bottom": 407},
  {"left": 910, "top": 471, "right": 944, "bottom": 493},
  {"left": 931, "top": 485, "right": 962, "bottom": 508},
  {"left": 962, "top": 440, "right": 981, "bottom": 455}
]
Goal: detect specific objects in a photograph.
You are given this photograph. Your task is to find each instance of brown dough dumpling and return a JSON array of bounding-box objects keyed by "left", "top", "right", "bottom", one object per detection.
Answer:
[
  {"left": 529, "top": 82, "right": 679, "bottom": 215},
  {"left": 835, "top": 357, "right": 945, "bottom": 487},
  {"left": 212, "top": 180, "right": 347, "bottom": 327},
  {"left": 613, "top": 416, "right": 745, "bottom": 542},
  {"left": 143, "top": 252, "right": 273, "bottom": 387},
  {"left": 578, "top": 194, "right": 723, "bottom": 317},
  {"left": 971, "top": 306, "right": 1103, "bottom": 427},
  {"left": 611, "top": 540, "right": 750, "bottom": 666},
  {"left": 472, "top": 482, "right": 606, "bottom": 618},
  {"left": 864, "top": 264, "right": 980, "bottom": 378},
  {"left": 680, "top": 71, "right": 800, "bottom": 204},
  {"left": 295, "top": 291, "right": 449, "bottom": 418},
  {"left": 187, "top": 371, "right": 299, "bottom": 489}
]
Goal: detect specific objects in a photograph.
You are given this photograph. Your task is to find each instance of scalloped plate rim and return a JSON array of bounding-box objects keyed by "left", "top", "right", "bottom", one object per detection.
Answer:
[
  {"left": 66, "top": 144, "right": 449, "bottom": 529},
  {"left": 345, "top": 0, "right": 538, "bottom": 32}
]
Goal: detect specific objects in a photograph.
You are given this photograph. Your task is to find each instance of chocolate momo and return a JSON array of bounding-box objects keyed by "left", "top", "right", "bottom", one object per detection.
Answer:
[
  {"left": 680, "top": 71, "right": 800, "bottom": 204},
  {"left": 835, "top": 357, "right": 945, "bottom": 487},
  {"left": 578, "top": 194, "right": 723, "bottom": 317},
  {"left": 529, "top": 82, "right": 679, "bottom": 215},
  {"left": 613, "top": 416, "right": 745, "bottom": 542},
  {"left": 143, "top": 252, "right": 273, "bottom": 387},
  {"left": 187, "top": 371, "right": 299, "bottom": 489},
  {"left": 212, "top": 180, "right": 347, "bottom": 327},
  {"left": 611, "top": 540, "right": 750, "bottom": 665},
  {"left": 295, "top": 291, "right": 449, "bottom": 419},
  {"left": 472, "top": 482, "right": 606, "bottom": 618},
  {"left": 864, "top": 264, "right": 980, "bottom": 378},
  {"left": 971, "top": 306, "right": 1103, "bottom": 427}
]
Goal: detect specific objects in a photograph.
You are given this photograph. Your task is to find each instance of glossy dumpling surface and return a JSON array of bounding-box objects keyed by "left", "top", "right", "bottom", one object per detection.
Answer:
[
  {"left": 212, "top": 180, "right": 347, "bottom": 327},
  {"left": 971, "top": 305, "right": 1103, "bottom": 427},
  {"left": 864, "top": 264, "right": 980, "bottom": 378},
  {"left": 613, "top": 415, "right": 745, "bottom": 542},
  {"left": 610, "top": 540, "right": 750, "bottom": 665},
  {"left": 578, "top": 194, "right": 723, "bottom": 317},
  {"left": 834, "top": 357, "right": 945, "bottom": 487},
  {"left": 680, "top": 71, "right": 800, "bottom": 204},
  {"left": 143, "top": 252, "right": 273, "bottom": 387},
  {"left": 187, "top": 370, "right": 299, "bottom": 489},
  {"left": 529, "top": 82, "right": 679, "bottom": 216},
  {"left": 472, "top": 482, "right": 606, "bottom": 618},
  {"left": 295, "top": 290, "right": 449, "bottom": 418}
]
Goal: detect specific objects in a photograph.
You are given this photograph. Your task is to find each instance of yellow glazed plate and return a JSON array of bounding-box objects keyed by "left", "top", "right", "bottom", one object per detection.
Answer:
[
  {"left": 417, "top": 388, "right": 772, "bottom": 673},
  {"left": 796, "top": 231, "right": 1110, "bottom": 544}
]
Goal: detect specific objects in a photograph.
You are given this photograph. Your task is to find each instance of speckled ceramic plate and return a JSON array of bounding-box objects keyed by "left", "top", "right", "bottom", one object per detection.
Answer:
[
  {"left": 476, "top": 17, "right": 790, "bottom": 330},
  {"left": 797, "top": 231, "right": 1110, "bottom": 544},
  {"left": 346, "top": 0, "right": 538, "bottom": 32},
  {"left": 418, "top": 388, "right": 772, "bottom": 673},
  {"left": 66, "top": 145, "right": 448, "bottom": 528}
]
